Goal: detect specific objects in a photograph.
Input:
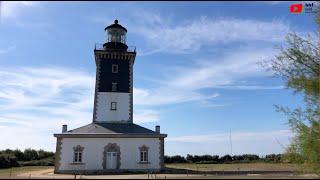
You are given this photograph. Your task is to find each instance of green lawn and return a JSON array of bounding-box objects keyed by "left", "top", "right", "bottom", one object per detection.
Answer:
[
  {"left": 165, "top": 163, "right": 301, "bottom": 172},
  {"left": 0, "top": 166, "right": 52, "bottom": 178}
]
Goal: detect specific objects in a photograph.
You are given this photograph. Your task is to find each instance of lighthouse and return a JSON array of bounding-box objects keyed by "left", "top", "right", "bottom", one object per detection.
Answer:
[
  {"left": 53, "top": 20, "right": 167, "bottom": 174},
  {"left": 93, "top": 19, "right": 135, "bottom": 123}
]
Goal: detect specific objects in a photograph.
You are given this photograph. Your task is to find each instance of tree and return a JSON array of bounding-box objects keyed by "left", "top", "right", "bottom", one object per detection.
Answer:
[
  {"left": 13, "top": 149, "right": 25, "bottom": 161},
  {"left": 23, "top": 149, "right": 39, "bottom": 161},
  {"left": 261, "top": 3, "right": 320, "bottom": 173},
  {"left": 220, "top": 154, "right": 232, "bottom": 163},
  {"left": 38, "top": 149, "right": 54, "bottom": 159}
]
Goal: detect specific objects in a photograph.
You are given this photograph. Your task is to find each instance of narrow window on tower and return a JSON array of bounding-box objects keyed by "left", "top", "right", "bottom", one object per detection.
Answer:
[
  {"left": 112, "top": 82, "right": 118, "bottom": 91},
  {"left": 111, "top": 102, "right": 117, "bottom": 111},
  {"left": 112, "top": 64, "right": 118, "bottom": 73}
]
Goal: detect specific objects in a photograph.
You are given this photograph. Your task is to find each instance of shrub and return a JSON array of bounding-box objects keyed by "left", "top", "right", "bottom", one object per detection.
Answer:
[
  {"left": 23, "top": 149, "right": 39, "bottom": 161},
  {"left": 20, "top": 159, "right": 54, "bottom": 166},
  {"left": 165, "top": 155, "right": 187, "bottom": 163}
]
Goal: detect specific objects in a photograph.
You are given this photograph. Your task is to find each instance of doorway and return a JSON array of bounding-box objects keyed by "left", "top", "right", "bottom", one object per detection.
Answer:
[{"left": 106, "top": 152, "right": 117, "bottom": 169}]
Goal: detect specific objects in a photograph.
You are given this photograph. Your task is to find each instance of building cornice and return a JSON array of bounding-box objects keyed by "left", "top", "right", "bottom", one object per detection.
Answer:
[{"left": 53, "top": 133, "right": 167, "bottom": 138}]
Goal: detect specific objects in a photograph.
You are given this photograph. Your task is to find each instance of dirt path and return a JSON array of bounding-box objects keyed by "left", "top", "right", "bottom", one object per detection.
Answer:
[{"left": 13, "top": 168, "right": 319, "bottom": 179}]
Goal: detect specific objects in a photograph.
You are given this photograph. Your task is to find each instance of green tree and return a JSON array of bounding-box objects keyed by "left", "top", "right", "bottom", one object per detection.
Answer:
[
  {"left": 13, "top": 149, "right": 24, "bottom": 161},
  {"left": 23, "top": 149, "right": 39, "bottom": 161},
  {"left": 38, "top": 149, "right": 54, "bottom": 159},
  {"left": 262, "top": 3, "right": 320, "bottom": 173}
]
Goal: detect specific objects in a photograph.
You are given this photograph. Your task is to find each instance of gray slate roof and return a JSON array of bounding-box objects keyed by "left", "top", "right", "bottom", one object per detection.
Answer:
[{"left": 66, "top": 122, "right": 158, "bottom": 135}]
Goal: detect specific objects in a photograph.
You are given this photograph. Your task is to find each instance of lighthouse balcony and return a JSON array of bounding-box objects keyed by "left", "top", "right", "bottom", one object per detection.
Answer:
[{"left": 95, "top": 43, "right": 136, "bottom": 53}]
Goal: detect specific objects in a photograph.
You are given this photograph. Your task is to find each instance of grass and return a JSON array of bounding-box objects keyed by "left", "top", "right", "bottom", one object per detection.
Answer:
[
  {"left": 165, "top": 162, "right": 301, "bottom": 172},
  {"left": 0, "top": 166, "right": 52, "bottom": 177}
]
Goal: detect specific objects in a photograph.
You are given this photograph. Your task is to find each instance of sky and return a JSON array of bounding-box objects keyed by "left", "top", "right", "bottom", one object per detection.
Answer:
[{"left": 0, "top": 1, "right": 318, "bottom": 156}]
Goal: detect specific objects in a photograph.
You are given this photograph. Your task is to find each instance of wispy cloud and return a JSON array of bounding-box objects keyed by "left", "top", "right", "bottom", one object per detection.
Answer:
[
  {"left": 133, "top": 109, "right": 160, "bottom": 123},
  {"left": 134, "top": 87, "right": 219, "bottom": 106},
  {"left": 0, "top": 66, "right": 94, "bottom": 150},
  {"left": 214, "top": 85, "right": 285, "bottom": 90},
  {"left": 92, "top": 11, "right": 295, "bottom": 54},
  {"left": 258, "top": 1, "right": 291, "bottom": 5},
  {"left": 166, "top": 130, "right": 293, "bottom": 156},
  {"left": 0, "top": 46, "right": 15, "bottom": 54},
  {"left": 133, "top": 46, "right": 282, "bottom": 106},
  {"left": 128, "top": 16, "right": 291, "bottom": 54},
  {"left": 168, "top": 130, "right": 292, "bottom": 143},
  {"left": 0, "top": 1, "right": 39, "bottom": 19},
  {"left": 0, "top": 1, "right": 48, "bottom": 28},
  {"left": 0, "top": 66, "right": 165, "bottom": 150}
]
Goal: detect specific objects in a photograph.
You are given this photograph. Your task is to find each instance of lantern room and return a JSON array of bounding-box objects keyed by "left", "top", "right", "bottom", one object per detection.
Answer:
[{"left": 103, "top": 19, "right": 128, "bottom": 51}]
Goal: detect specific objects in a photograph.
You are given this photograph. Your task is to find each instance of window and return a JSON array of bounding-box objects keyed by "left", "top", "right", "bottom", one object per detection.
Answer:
[
  {"left": 139, "top": 145, "right": 149, "bottom": 163},
  {"left": 112, "top": 82, "right": 118, "bottom": 91},
  {"left": 111, "top": 102, "right": 117, "bottom": 111},
  {"left": 140, "top": 151, "right": 148, "bottom": 162},
  {"left": 112, "top": 64, "right": 118, "bottom": 73},
  {"left": 74, "top": 151, "right": 82, "bottom": 163},
  {"left": 73, "top": 145, "right": 84, "bottom": 163}
]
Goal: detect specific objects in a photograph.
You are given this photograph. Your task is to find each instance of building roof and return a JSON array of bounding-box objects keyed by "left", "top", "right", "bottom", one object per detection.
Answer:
[
  {"left": 54, "top": 122, "right": 167, "bottom": 138},
  {"left": 105, "top": 19, "right": 127, "bottom": 32}
]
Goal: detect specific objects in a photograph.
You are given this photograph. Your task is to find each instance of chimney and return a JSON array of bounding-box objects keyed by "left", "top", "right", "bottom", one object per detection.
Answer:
[
  {"left": 62, "top": 125, "right": 67, "bottom": 133},
  {"left": 155, "top": 125, "right": 160, "bottom": 134}
]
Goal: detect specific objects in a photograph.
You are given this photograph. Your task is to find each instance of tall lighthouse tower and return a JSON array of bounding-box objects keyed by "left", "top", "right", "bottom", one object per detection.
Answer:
[{"left": 93, "top": 20, "right": 136, "bottom": 123}]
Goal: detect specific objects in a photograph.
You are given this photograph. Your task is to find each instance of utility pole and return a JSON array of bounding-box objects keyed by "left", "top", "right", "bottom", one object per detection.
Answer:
[{"left": 229, "top": 129, "right": 233, "bottom": 156}]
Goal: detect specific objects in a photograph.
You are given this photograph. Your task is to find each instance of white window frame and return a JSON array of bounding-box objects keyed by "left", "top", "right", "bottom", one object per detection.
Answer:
[
  {"left": 74, "top": 151, "right": 82, "bottom": 163},
  {"left": 140, "top": 151, "right": 148, "bottom": 162},
  {"left": 111, "top": 102, "right": 117, "bottom": 111},
  {"left": 73, "top": 145, "right": 84, "bottom": 163}
]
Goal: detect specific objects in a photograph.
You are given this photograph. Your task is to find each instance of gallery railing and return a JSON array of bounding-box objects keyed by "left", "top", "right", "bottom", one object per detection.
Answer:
[{"left": 94, "top": 43, "right": 136, "bottom": 53}]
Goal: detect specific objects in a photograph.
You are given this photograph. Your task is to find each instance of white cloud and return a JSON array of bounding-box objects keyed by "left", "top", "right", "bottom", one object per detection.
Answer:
[
  {"left": 0, "top": 66, "right": 96, "bottom": 150},
  {"left": 214, "top": 85, "right": 285, "bottom": 90},
  {"left": 93, "top": 11, "right": 294, "bottom": 54},
  {"left": 0, "top": 46, "right": 15, "bottom": 54},
  {"left": 0, "top": 66, "right": 165, "bottom": 150},
  {"left": 130, "top": 16, "right": 291, "bottom": 54},
  {"left": 258, "top": 1, "right": 291, "bottom": 5},
  {"left": 0, "top": 1, "right": 48, "bottom": 28},
  {"left": 165, "top": 47, "right": 283, "bottom": 92},
  {"left": 168, "top": 130, "right": 292, "bottom": 143},
  {"left": 134, "top": 87, "right": 219, "bottom": 106},
  {"left": 133, "top": 46, "right": 281, "bottom": 106},
  {"left": 166, "top": 130, "right": 293, "bottom": 156},
  {"left": 0, "top": 66, "right": 95, "bottom": 110},
  {"left": 0, "top": 1, "right": 39, "bottom": 19},
  {"left": 133, "top": 109, "right": 160, "bottom": 123}
]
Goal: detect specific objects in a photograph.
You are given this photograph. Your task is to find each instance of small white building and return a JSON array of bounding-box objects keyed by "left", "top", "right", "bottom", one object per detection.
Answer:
[{"left": 53, "top": 20, "right": 167, "bottom": 174}]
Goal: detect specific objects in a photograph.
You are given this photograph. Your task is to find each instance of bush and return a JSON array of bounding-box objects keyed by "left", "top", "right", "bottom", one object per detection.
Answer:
[
  {"left": 23, "top": 149, "right": 39, "bottom": 161},
  {"left": 165, "top": 153, "right": 284, "bottom": 164},
  {"left": 265, "top": 154, "right": 282, "bottom": 163},
  {"left": 20, "top": 159, "right": 54, "bottom": 166},
  {"left": 165, "top": 155, "right": 187, "bottom": 163},
  {"left": 38, "top": 149, "right": 55, "bottom": 160},
  {"left": 0, "top": 154, "right": 20, "bottom": 168},
  {"left": 220, "top": 154, "right": 233, "bottom": 163},
  {"left": 0, "top": 148, "right": 55, "bottom": 169},
  {"left": 195, "top": 161, "right": 219, "bottom": 164},
  {"left": 13, "top": 149, "right": 25, "bottom": 161}
]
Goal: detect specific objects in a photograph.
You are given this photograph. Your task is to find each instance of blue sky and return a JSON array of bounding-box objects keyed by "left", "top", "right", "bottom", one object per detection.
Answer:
[{"left": 0, "top": 1, "right": 317, "bottom": 156}]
